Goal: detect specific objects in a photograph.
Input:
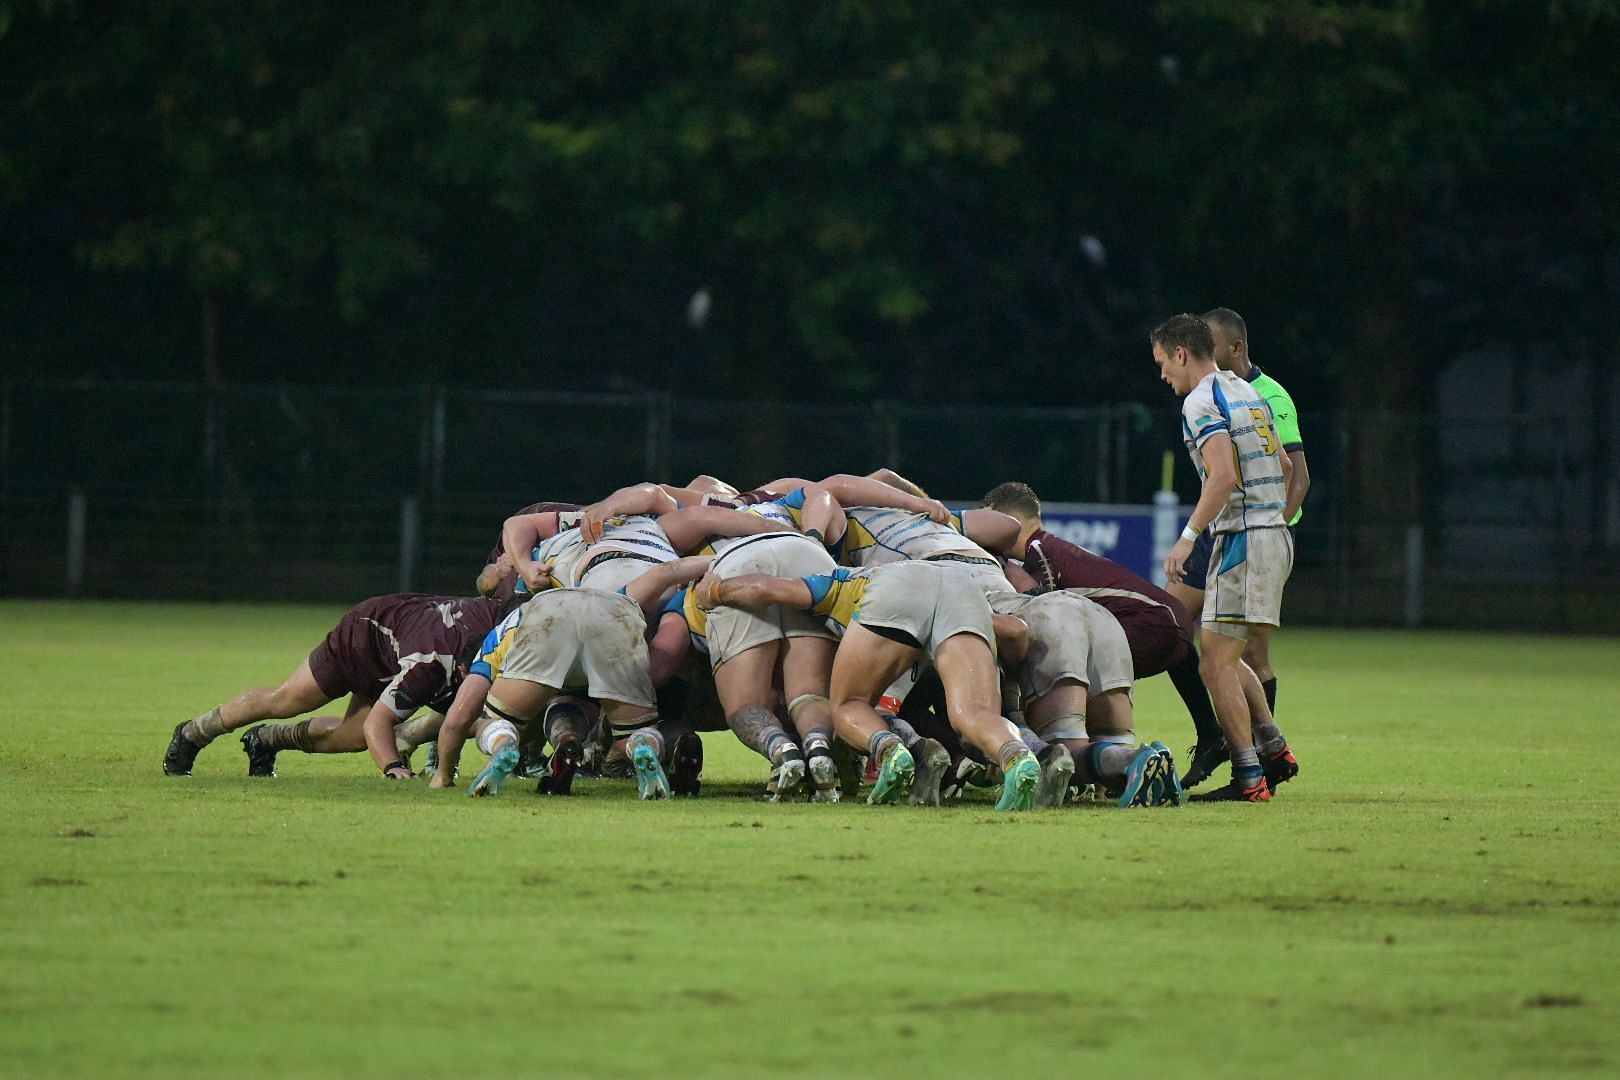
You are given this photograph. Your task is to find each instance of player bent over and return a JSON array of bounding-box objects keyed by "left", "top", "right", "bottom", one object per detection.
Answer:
[
  {"left": 1152, "top": 313, "right": 1296, "bottom": 803},
  {"left": 698, "top": 560, "right": 1045, "bottom": 811},
  {"left": 991, "top": 591, "right": 1181, "bottom": 808},
  {"left": 432, "top": 558, "right": 711, "bottom": 799},
  {"left": 163, "top": 594, "right": 506, "bottom": 779}
]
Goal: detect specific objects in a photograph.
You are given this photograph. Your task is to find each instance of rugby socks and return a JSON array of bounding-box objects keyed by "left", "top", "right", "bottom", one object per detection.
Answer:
[
  {"left": 996, "top": 739, "right": 1034, "bottom": 774},
  {"left": 886, "top": 715, "right": 924, "bottom": 752},
  {"left": 1262, "top": 677, "right": 1278, "bottom": 716},
  {"left": 802, "top": 730, "right": 833, "bottom": 757},
  {"left": 181, "top": 707, "right": 229, "bottom": 747},
  {"left": 1078, "top": 741, "right": 1134, "bottom": 783},
  {"left": 626, "top": 727, "right": 665, "bottom": 759},
  {"left": 254, "top": 719, "right": 315, "bottom": 754},
  {"left": 1017, "top": 726, "right": 1049, "bottom": 758},
  {"left": 1167, "top": 651, "right": 1222, "bottom": 744},
  {"left": 1230, "top": 745, "right": 1265, "bottom": 789},
  {"left": 543, "top": 701, "right": 591, "bottom": 746},
  {"left": 867, "top": 729, "right": 902, "bottom": 763}
]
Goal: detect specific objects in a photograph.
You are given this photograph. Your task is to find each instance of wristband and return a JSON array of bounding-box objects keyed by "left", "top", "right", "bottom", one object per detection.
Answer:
[
  {"left": 1180, "top": 523, "right": 1201, "bottom": 544},
  {"left": 707, "top": 575, "right": 723, "bottom": 609},
  {"left": 382, "top": 759, "right": 411, "bottom": 778}
]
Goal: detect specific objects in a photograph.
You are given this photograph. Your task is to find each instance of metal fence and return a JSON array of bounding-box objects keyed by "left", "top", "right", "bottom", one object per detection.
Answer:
[{"left": 3, "top": 380, "right": 1616, "bottom": 632}]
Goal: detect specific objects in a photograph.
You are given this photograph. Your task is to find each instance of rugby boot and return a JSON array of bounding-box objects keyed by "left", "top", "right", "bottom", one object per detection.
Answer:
[
  {"left": 1033, "top": 744, "right": 1075, "bottom": 809},
  {"left": 907, "top": 738, "right": 950, "bottom": 807},
  {"left": 468, "top": 747, "right": 520, "bottom": 797},
  {"left": 762, "top": 753, "right": 807, "bottom": 802},
  {"left": 808, "top": 750, "right": 841, "bottom": 803},
  {"left": 538, "top": 732, "right": 584, "bottom": 795},
  {"left": 668, "top": 731, "right": 704, "bottom": 798},
  {"left": 940, "top": 755, "right": 986, "bottom": 801},
  {"left": 240, "top": 727, "right": 278, "bottom": 778},
  {"left": 994, "top": 753, "right": 1040, "bottom": 812},
  {"left": 163, "top": 722, "right": 204, "bottom": 776},
  {"left": 1117, "top": 744, "right": 1166, "bottom": 808},
  {"left": 829, "top": 741, "right": 864, "bottom": 800},
  {"left": 1181, "top": 736, "right": 1229, "bottom": 789},
  {"left": 867, "top": 744, "right": 915, "bottom": 805},
  {"left": 1187, "top": 777, "right": 1272, "bottom": 803},
  {"left": 631, "top": 741, "right": 672, "bottom": 801},
  {"left": 1147, "top": 740, "right": 1184, "bottom": 807},
  {"left": 1262, "top": 744, "right": 1299, "bottom": 792}
]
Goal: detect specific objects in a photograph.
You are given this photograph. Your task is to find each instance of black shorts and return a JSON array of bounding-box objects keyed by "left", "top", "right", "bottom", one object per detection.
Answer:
[{"left": 1181, "top": 529, "right": 1217, "bottom": 591}]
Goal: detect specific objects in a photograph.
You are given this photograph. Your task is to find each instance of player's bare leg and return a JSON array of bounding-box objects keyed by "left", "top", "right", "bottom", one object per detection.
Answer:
[
  {"left": 828, "top": 624, "right": 920, "bottom": 805},
  {"left": 455, "top": 677, "right": 554, "bottom": 797},
  {"left": 237, "top": 695, "right": 371, "bottom": 778},
  {"left": 714, "top": 642, "right": 806, "bottom": 800},
  {"left": 780, "top": 635, "right": 841, "bottom": 800},
  {"left": 1192, "top": 628, "right": 1270, "bottom": 801},
  {"left": 932, "top": 632, "right": 1041, "bottom": 811},
  {"left": 165, "top": 659, "right": 332, "bottom": 774}
]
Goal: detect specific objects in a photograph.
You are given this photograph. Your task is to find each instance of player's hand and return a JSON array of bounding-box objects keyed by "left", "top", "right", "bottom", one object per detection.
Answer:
[
  {"left": 493, "top": 552, "right": 514, "bottom": 574},
  {"left": 519, "top": 560, "right": 553, "bottom": 592},
  {"left": 1164, "top": 538, "right": 1193, "bottom": 585},
  {"left": 694, "top": 571, "right": 723, "bottom": 611},
  {"left": 579, "top": 503, "right": 611, "bottom": 544},
  {"left": 383, "top": 763, "right": 414, "bottom": 780},
  {"left": 921, "top": 499, "right": 951, "bottom": 525}
]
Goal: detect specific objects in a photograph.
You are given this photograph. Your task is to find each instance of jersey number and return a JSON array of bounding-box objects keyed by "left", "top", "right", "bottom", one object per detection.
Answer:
[{"left": 1249, "top": 408, "right": 1279, "bottom": 455}]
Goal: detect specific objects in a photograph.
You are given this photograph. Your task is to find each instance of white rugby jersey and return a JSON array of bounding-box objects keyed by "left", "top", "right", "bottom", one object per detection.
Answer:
[
  {"left": 517, "top": 526, "right": 588, "bottom": 595},
  {"left": 840, "top": 506, "right": 1015, "bottom": 596},
  {"left": 576, "top": 515, "right": 678, "bottom": 591},
  {"left": 705, "top": 499, "right": 801, "bottom": 558},
  {"left": 1181, "top": 370, "right": 1289, "bottom": 533}
]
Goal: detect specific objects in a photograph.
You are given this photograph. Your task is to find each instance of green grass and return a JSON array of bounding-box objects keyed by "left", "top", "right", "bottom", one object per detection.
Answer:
[{"left": 3, "top": 600, "right": 1617, "bottom": 1078}]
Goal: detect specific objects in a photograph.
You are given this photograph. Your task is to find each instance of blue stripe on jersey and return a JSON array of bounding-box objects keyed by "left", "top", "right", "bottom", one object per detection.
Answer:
[{"left": 779, "top": 487, "right": 808, "bottom": 510}]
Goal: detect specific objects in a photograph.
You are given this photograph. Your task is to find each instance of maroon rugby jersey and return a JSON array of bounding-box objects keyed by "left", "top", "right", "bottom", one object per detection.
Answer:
[
  {"left": 310, "top": 594, "right": 506, "bottom": 717},
  {"left": 485, "top": 502, "right": 583, "bottom": 563},
  {"left": 1021, "top": 529, "right": 1194, "bottom": 645}
]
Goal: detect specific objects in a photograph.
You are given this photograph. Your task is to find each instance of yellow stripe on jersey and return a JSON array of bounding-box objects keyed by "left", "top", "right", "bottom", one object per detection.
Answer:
[{"left": 804, "top": 567, "right": 870, "bottom": 633}]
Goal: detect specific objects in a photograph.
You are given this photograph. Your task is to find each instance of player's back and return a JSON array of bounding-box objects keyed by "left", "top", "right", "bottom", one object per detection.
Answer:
[
  {"left": 1181, "top": 370, "right": 1288, "bottom": 532},
  {"left": 841, "top": 506, "right": 986, "bottom": 566}
]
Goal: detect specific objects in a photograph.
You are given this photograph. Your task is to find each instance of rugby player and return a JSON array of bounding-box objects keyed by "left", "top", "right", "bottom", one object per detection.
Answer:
[
  {"left": 982, "top": 481, "right": 1225, "bottom": 786},
  {"left": 1152, "top": 314, "right": 1297, "bottom": 802},
  {"left": 431, "top": 556, "right": 714, "bottom": 798},
  {"left": 476, "top": 501, "right": 581, "bottom": 601},
  {"left": 697, "top": 560, "right": 1051, "bottom": 811},
  {"left": 163, "top": 593, "right": 506, "bottom": 779}
]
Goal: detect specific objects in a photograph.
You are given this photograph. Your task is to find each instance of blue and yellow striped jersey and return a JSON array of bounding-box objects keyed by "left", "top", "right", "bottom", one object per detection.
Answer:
[
  {"left": 802, "top": 566, "right": 873, "bottom": 635},
  {"left": 838, "top": 506, "right": 969, "bottom": 568},
  {"left": 698, "top": 487, "right": 811, "bottom": 557},
  {"left": 664, "top": 586, "right": 711, "bottom": 655},
  {"left": 469, "top": 602, "right": 527, "bottom": 681}
]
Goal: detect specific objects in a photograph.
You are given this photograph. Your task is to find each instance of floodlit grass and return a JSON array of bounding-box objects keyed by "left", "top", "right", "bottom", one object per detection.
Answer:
[{"left": 3, "top": 600, "right": 1617, "bottom": 1078}]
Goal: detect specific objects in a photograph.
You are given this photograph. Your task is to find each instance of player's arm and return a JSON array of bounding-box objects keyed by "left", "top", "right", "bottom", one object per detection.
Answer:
[
  {"left": 794, "top": 484, "right": 847, "bottom": 548},
  {"left": 992, "top": 614, "right": 1029, "bottom": 670},
  {"left": 960, "top": 508, "right": 1021, "bottom": 555},
  {"left": 579, "top": 482, "right": 681, "bottom": 541},
  {"left": 694, "top": 572, "right": 815, "bottom": 612},
  {"left": 1283, "top": 449, "right": 1309, "bottom": 521},
  {"left": 770, "top": 473, "right": 949, "bottom": 524},
  {"left": 866, "top": 468, "right": 928, "bottom": 498},
  {"left": 624, "top": 556, "right": 713, "bottom": 614},
  {"left": 503, "top": 513, "right": 561, "bottom": 592},
  {"left": 363, "top": 698, "right": 417, "bottom": 779},
  {"left": 475, "top": 551, "right": 514, "bottom": 597},
  {"left": 1003, "top": 560, "right": 1040, "bottom": 594},
  {"left": 1165, "top": 430, "right": 1238, "bottom": 585},
  {"left": 659, "top": 506, "right": 788, "bottom": 553},
  {"left": 647, "top": 612, "right": 691, "bottom": 687},
  {"left": 430, "top": 674, "right": 492, "bottom": 788}
]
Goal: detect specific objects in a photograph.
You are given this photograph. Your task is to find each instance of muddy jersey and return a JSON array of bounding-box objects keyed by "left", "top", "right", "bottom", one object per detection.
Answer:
[
  {"left": 576, "top": 515, "right": 679, "bottom": 591},
  {"left": 1181, "top": 370, "right": 1288, "bottom": 533},
  {"left": 702, "top": 488, "right": 811, "bottom": 557},
  {"left": 514, "top": 526, "right": 589, "bottom": 597},
  {"left": 839, "top": 506, "right": 979, "bottom": 566},
  {"left": 307, "top": 594, "right": 504, "bottom": 717}
]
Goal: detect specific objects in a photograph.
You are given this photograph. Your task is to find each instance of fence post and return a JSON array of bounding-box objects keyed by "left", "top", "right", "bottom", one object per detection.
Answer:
[
  {"left": 399, "top": 496, "right": 421, "bottom": 593},
  {"left": 1403, "top": 524, "right": 1424, "bottom": 628},
  {"left": 66, "top": 488, "right": 87, "bottom": 597}
]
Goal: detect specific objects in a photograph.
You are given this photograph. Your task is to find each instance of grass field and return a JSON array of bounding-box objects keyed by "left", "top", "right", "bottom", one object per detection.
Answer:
[{"left": 3, "top": 600, "right": 1617, "bottom": 1078}]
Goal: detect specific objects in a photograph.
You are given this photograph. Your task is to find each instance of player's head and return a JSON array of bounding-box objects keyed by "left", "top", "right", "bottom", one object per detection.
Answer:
[
  {"left": 1150, "top": 313, "right": 1215, "bottom": 396},
  {"left": 982, "top": 482, "right": 1042, "bottom": 526},
  {"left": 1201, "top": 307, "right": 1248, "bottom": 371}
]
